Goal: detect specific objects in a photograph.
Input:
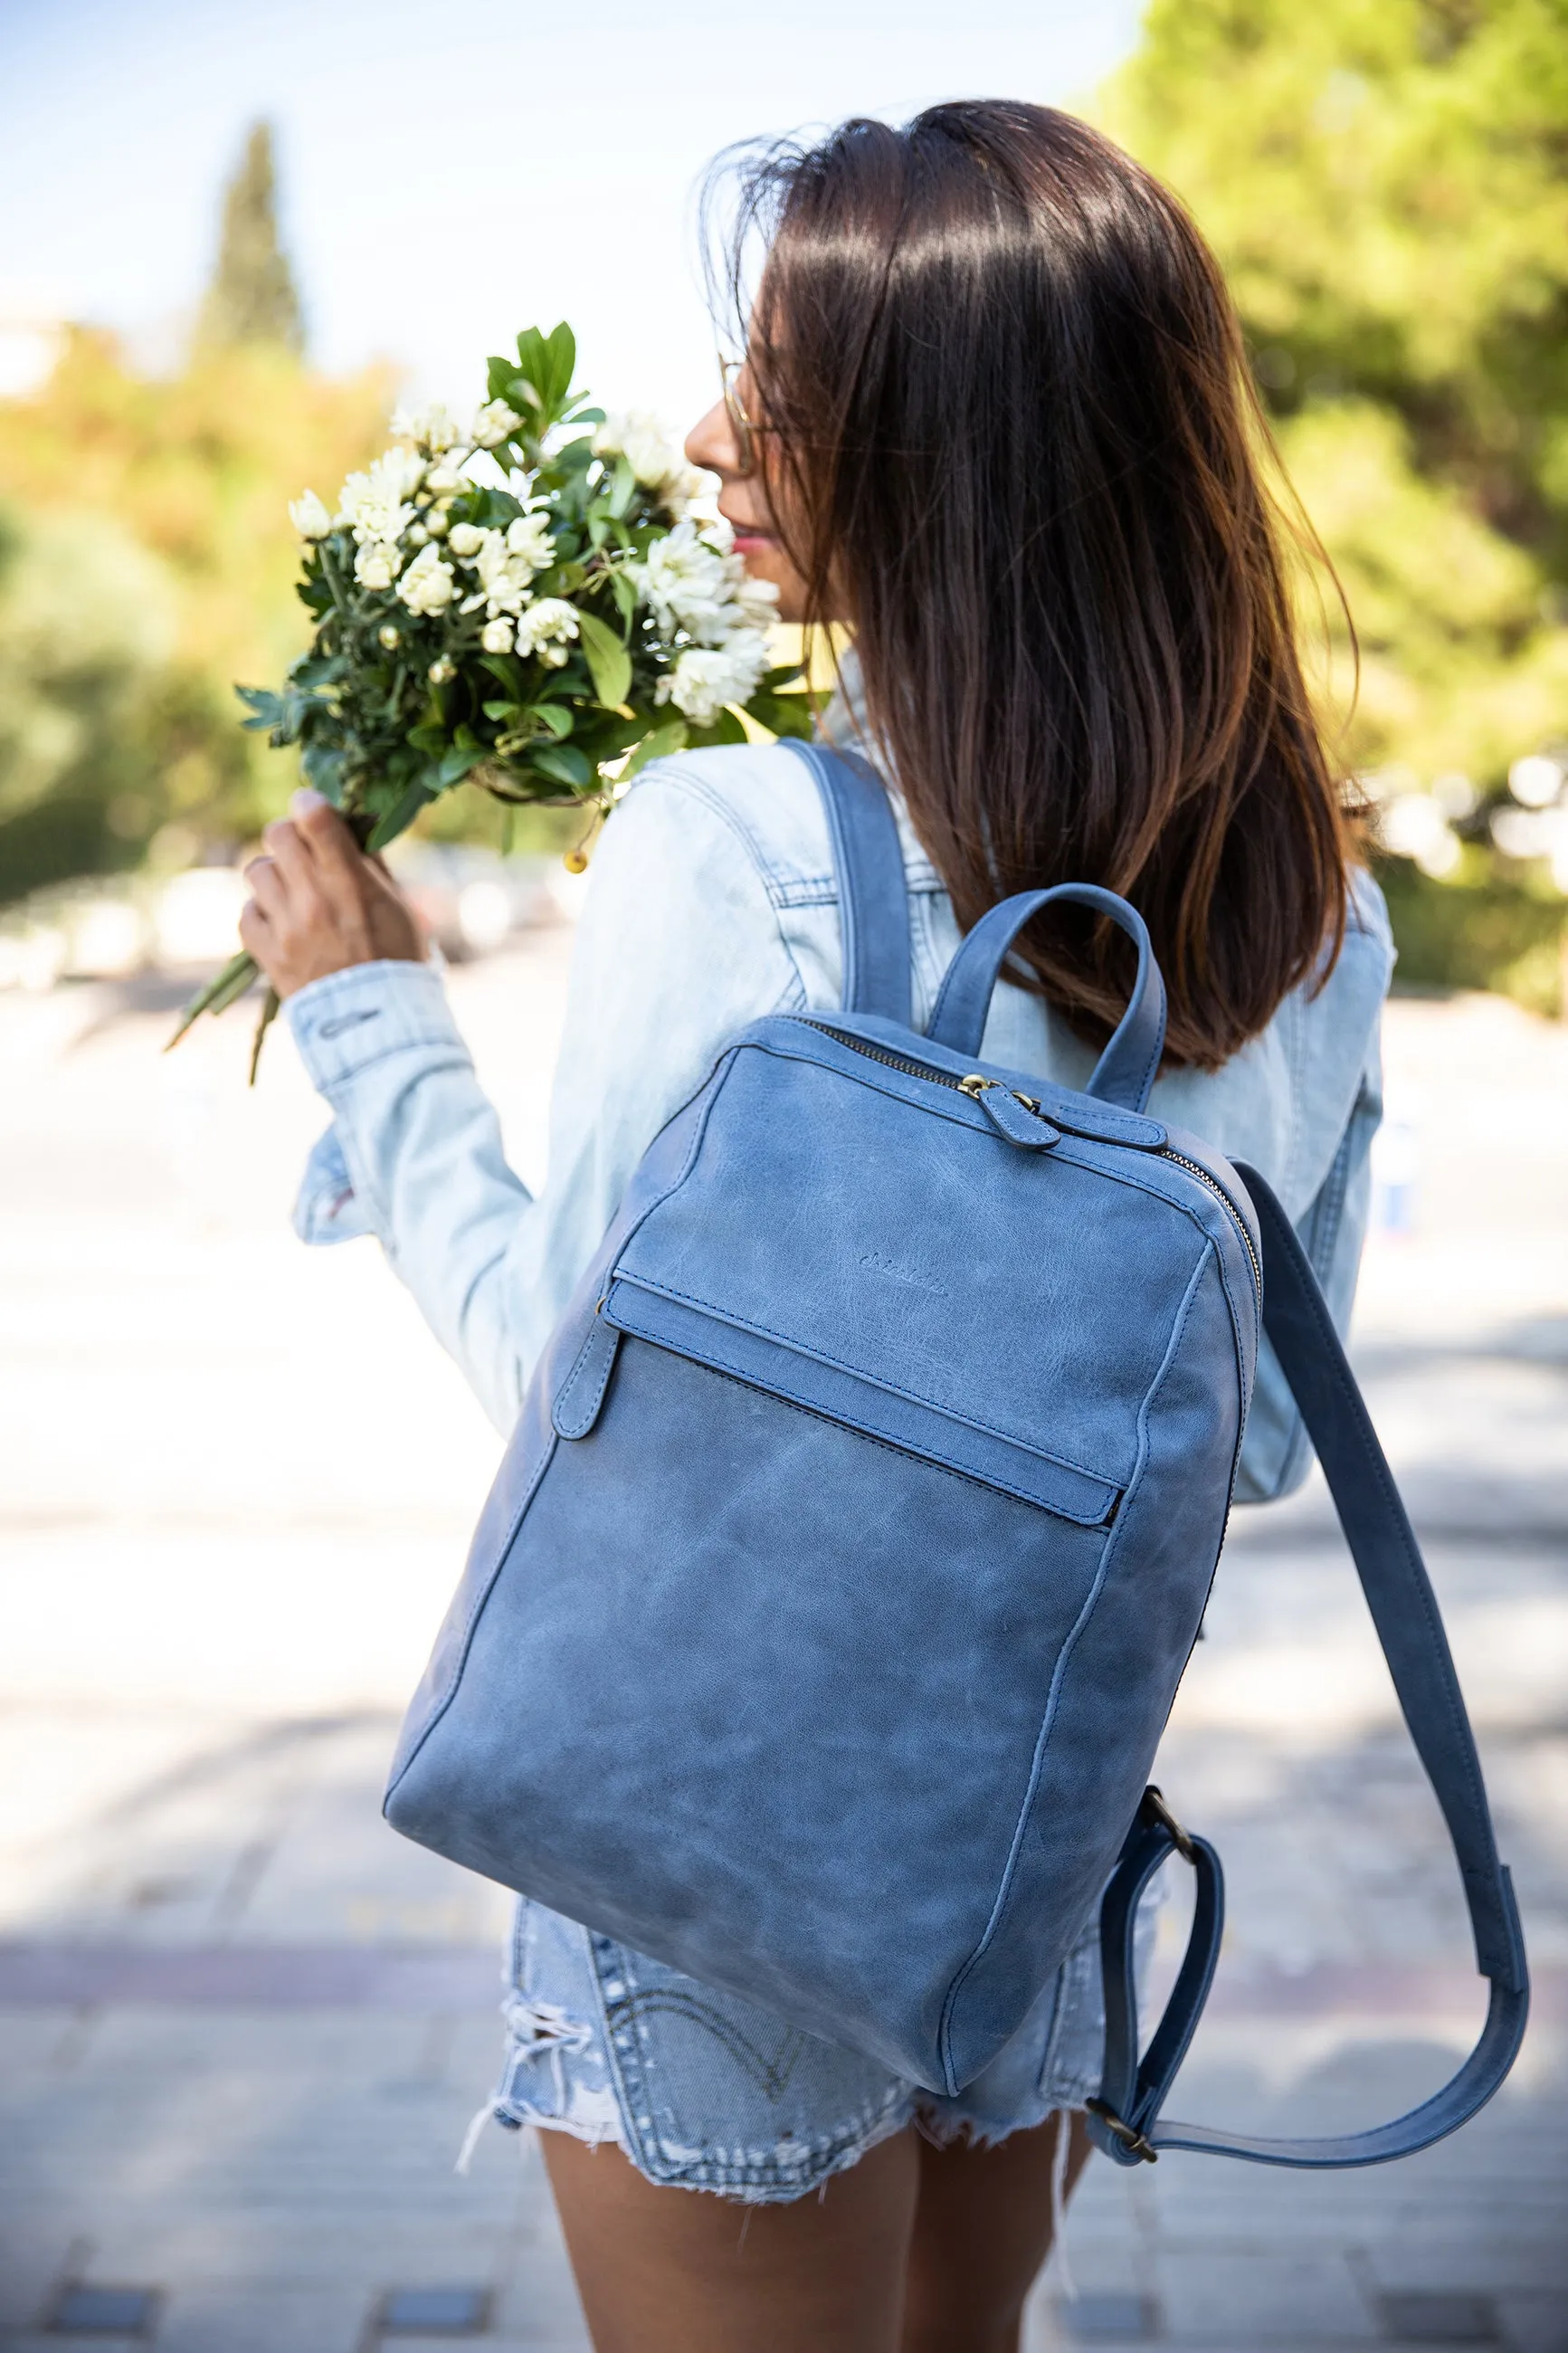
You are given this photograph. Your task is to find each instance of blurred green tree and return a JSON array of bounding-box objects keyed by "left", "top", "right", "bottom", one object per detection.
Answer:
[
  {"left": 197, "top": 122, "right": 306, "bottom": 357},
  {"left": 1102, "top": 0, "right": 1568, "bottom": 1005},
  {"left": 0, "top": 331, "right": 391, "bottom": 903}
]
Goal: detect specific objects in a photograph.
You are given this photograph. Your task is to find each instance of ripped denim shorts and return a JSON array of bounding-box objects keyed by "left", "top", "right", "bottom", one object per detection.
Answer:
[{"left": 470, "top": 1891, "right": 1159, "bottom": 2204}]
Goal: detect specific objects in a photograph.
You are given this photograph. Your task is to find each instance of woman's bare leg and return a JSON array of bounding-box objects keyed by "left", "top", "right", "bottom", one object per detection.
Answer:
[
  {"left": 541, "top": 2122, "right": 922, "bottom": 2353},
  {"left": 900, "top": 2111, "right": 1093, "bottom": 2353}
]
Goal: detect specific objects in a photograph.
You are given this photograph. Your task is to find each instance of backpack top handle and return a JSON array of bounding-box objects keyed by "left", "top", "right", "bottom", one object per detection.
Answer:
[
  {"left": 928, "top": 885, "right": 1168, "bottom": 1116},
  {"left": 784, "top": 739, "right": 1165, "bottom": 1108}
]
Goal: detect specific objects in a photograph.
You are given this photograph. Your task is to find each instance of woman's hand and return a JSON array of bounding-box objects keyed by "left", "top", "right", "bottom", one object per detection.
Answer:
[{"left": 239, "top": 788, "right": 425, "bottom": 999}]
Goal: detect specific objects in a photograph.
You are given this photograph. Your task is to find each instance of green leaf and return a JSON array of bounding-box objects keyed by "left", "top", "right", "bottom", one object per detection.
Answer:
[
  {"left": 686, "top": 707, "right": 748, "bottom": 748},
  {"left": 290, "top": 653, "right": 347, "bottom": 689},
  {"left": 366, "top": 780, "right": 436, "bottom": 850},
  {"left": 575, "top": 609, "right": 632, "bottom": 709},
  {"left": 512, "top": 328, "right": 556, "bottom": 418},
  {"left": 545, "top": 321, "right": 576, "bottom": 404},
  {"left": 609, "top": 570, "right": 638, "bottom": 624},
  {"left": 529, "top": 742, "right": 593, "bottom": 789},
  {"left": 482, "top": 699, "right": 520, "bottom": 722},
  {"left": 235, "top": 684, "right": 285, "bottom": 732},
  {"left": 622, "top": 719, "right": 688, "bottom": 779},
  {"left": 746, "top": 691, "right": 815, "bottom": 741},
  {"left": 608, "top": 454, "right": 636, "bottom": 519},
  {"left": 437, "top": 742, "right": 485, "bottom": 788},
  {"left": 532, "top": 703, "right": 575, "bottom": 738},
  {"left": 299, "top": 744, "right": 346, "bottom": 800}
]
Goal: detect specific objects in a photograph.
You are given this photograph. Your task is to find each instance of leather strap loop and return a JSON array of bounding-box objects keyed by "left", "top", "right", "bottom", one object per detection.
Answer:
[
  {"left": 1091, "top": 1163, "right": 1529, "bottom": 2167},
  {"left": 782, "top": 738, "right": 911, "bottom": 1024},
  {"left": 926, "top": 885, "right": 1167, "bottom": 1114}
]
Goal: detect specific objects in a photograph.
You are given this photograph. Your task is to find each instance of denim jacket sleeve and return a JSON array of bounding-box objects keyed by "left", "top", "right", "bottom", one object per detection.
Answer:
[{"left": 286, "top": 767, "right": 806, "bottom": 1434}]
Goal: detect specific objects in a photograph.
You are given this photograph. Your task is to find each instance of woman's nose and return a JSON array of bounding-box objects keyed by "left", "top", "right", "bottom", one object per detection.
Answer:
[{"left": 686, "top": 395, "right": 742, "bottom": 481}]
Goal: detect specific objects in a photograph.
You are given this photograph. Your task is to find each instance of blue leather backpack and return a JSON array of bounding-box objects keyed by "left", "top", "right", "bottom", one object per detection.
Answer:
[{"left": 385, "top": 740, "right": 1527, "bottom": 2168}]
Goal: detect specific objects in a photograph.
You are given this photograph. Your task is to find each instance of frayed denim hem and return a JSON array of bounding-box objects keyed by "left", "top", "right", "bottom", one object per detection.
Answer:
[{"left": 914, "top": 2093, "right": 1085, "bottom": 2154}]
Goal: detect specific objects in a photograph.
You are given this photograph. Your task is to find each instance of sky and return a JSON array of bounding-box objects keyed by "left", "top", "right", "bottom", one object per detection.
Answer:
[{"left": 0, "top": 0, "right": 1144, "bottom": 434}]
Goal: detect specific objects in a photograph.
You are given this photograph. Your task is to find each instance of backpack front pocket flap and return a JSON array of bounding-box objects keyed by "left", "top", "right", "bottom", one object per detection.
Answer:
[
  {"left": 601, "top": 1279, "right": 1120, "bottom": 1526},
  {"left": 613, "top": 1038, "right": 1211, "bottom": 1492}
]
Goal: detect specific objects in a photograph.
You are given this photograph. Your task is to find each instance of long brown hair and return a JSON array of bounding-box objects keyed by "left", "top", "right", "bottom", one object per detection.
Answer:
[{"left": 715, "top": 102, "right": 1358, "bottom": 1070}]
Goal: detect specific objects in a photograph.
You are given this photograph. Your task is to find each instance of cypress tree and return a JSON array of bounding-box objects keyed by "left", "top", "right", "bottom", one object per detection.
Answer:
[{"left": 196, "top": 122, "right": 305, "bottom": 356}]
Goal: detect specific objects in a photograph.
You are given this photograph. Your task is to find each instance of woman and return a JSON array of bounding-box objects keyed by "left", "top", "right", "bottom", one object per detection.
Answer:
[{"left": 239, "top": 101, "right": 1391, "bottom": 2353}]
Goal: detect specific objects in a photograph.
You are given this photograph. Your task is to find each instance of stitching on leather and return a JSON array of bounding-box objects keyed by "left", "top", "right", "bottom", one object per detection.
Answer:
[
  {"left": 382, "top": 1426, "right": 561, "bottom": 1801},
  {"left": 613, "top": 1271, "right": 1125, "bottom": 1492},
  {"left": 389, "top": 1066, "right": 743, "bottom": 1797},
  {"left": 935, "top": 1249, "right": 1212, "bottom": 2090},
  {"left": 612, "top": 1319, "right": 1117, "bottom": 1522},
  {"left": 554, "top": 1323, "right": 620, "bottom": 1438}
]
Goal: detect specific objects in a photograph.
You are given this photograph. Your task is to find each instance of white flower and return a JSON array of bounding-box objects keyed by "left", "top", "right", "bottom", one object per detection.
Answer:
[
  {"left": 595, "top": 410, "right": 688, "bottom": 491},
  {"left": 473, "top": 399, "right": 523, "bottom": 449},
  {"left": 655, "top": 462, "right": 708, "bottom": 520},
  {"left": 354, "top": 542, "right": 401, "bottom": 592},
  {"left": 448, "top": 522, "right": 485, "bottom": 558},
  {"left": 423, "top": 465, "right": 464, "bottom": 498},
  {"left": 337, "top": 448, "right": 424, "bottom": 547},
  {"left": 658, "top": 635, "right": 771, "bottom": 728},
  {"left": 458, "top": 523, "right": 548, "bottom": 619},
  {"left": 631, "top": 519, "right": 774, "bottom": 647},
  {"left": 429, "top": 656, "right": 457, "bottom": 684},
  {"left": 396, "top": 542, "right": 456, "bottom": 614},
  {"left": 391, "top": 400, "right": 461, "bottom": 452},
  {"left": 505, "top": 510, "right": 553, "bottom": 570},
  {"left": 735, "top": 574, "right": 781, "bottom": 634},
  {"left": 480, "top": 617, "right": 515, "bottom": 653},
  {"left": 289, "top": 489, "right": 333, "bottom": 540},
  {"left": 515, "top": 597, "right": 580, "bottom": 668}
]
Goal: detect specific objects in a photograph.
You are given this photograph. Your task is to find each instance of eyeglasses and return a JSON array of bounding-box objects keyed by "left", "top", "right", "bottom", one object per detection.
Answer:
[{"left": 719, "top": 357, "right": 765, "bottom": 478}]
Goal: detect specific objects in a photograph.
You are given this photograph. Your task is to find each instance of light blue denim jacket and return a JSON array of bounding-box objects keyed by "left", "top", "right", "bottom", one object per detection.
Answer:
[{"left": 287, "top": 731, "right": 1392, "bottom": 1503}]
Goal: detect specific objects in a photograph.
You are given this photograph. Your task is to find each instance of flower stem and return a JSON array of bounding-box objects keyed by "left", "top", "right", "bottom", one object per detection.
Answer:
[
  {"left": 248, "top": 987, "right": 281, "bottom": 1087},
  {"left": 165, "top": 948, "right": 258, "bottom": 1050}
]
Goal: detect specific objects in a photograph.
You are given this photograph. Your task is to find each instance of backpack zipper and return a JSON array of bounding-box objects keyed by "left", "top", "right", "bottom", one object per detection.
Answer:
[
  {"left": 804, "top": 1019, "right": 1263, "bottom": 1315},
  {"left": 1160, "top": 1150, "right": 1263, "bottom": 1314},
  {"left": 802, "top": 1023, "right": 1041, "bottom": 1111}
]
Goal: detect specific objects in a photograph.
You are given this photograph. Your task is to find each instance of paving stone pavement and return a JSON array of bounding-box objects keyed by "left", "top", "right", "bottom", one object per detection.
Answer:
[{"left": 1, "top": 938, "right": 1564, "bottom": 2351}]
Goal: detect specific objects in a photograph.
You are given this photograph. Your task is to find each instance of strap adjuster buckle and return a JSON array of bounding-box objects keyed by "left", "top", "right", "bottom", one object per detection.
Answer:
[
  {"left": 1086, "top": 2098, "right": 1158, "bottom": 2163},
  {"left": 1140, "top": 1784, "right": 1197, "bottom": 1865}
]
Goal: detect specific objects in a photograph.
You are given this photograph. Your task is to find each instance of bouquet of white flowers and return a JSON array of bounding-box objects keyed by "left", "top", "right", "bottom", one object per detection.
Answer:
[{"left": 171, "top": 321, "right": 808, "bottom": 1073}]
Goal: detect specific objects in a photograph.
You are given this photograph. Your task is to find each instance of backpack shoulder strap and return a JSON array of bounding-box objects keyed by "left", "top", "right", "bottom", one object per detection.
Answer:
[
  {"left": 781, "top": 738, "right": 911, "bottom": 1024},
  {"left": 1092, "top": 1161, "right": 1529, "bottom": 2168}
]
